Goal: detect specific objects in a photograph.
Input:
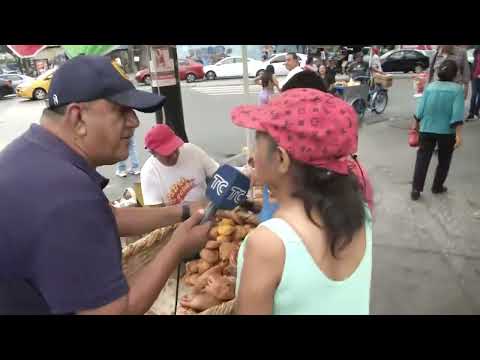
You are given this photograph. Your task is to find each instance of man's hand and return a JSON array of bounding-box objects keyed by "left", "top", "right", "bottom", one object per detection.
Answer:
[
  {"left": 188, "top": 200, "right": 208, "bottom": 216},
  {"left": 170, "top": 209, "right": 211, "bottom": 260}
]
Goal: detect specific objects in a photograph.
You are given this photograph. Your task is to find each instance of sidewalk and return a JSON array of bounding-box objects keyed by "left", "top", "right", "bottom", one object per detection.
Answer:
[{"left": 361, "top": 118, "right": 480, "bottom": 314}]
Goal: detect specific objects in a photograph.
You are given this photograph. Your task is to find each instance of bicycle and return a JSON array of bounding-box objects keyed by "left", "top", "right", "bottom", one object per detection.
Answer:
[{"left": 352, "top": 75, "right": 389, "bottom": 116}]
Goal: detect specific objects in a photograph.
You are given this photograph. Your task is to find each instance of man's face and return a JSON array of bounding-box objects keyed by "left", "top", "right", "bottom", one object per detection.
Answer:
[
  {"left": 152, "top": 149, "right": 180, "bottom": 167},
  {"left": 74, "top": 99, "right": 139, "bottom": 166},
  {"left": 285, "top": 54, "right": 298, "bottom": 71}
]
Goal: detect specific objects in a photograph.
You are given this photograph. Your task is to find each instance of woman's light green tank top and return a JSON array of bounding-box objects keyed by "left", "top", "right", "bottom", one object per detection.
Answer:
[{"left": 236, "top": 207, "right": 372, "bottom": 315}]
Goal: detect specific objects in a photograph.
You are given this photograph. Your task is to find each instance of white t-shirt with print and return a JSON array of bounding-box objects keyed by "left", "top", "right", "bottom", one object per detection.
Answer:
[{"left": 140, "top": 143, "right": 219, "bottom": 206}]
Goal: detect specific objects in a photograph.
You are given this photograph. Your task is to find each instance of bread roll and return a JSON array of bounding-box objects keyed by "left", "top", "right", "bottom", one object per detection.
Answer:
[{"left": 200, "top": 248, "right": 220, "bottom": 264}]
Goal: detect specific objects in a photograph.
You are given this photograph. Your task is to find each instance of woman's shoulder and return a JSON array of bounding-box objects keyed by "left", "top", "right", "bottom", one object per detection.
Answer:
[{"left": 244, "top": 225, "right": 285, "bottom": 261}]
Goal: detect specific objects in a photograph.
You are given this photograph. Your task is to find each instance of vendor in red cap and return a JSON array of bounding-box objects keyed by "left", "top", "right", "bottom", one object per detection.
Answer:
[
  {"left": 141, "top": 124, "right": 219, "bottom": 206},
  {"left": 231, "top": 88, "right": 373, "bottom": 315}
]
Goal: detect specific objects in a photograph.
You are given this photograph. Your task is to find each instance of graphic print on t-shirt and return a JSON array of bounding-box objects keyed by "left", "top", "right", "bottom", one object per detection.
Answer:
[{"left": 166, "top": 177, "right": 197, "bottom": 205}]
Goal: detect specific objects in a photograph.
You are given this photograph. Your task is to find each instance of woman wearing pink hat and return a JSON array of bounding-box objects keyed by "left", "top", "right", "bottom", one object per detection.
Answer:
[{"left": 231, "top": 88, "right": 373, "bottom": 315}]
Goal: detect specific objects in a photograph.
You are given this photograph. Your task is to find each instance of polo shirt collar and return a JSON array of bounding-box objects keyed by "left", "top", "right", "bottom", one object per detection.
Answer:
[{"left": 26, "top": 124, "right": 109, "bottom": 189}]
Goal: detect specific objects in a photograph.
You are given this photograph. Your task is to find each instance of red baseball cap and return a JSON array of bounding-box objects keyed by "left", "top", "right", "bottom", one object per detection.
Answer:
[
  {"left": 144, "top": 124, "right": 184, "bottom": 157},
  {"left": 230, "top": 88, "right": 358, "bottom": 175}
]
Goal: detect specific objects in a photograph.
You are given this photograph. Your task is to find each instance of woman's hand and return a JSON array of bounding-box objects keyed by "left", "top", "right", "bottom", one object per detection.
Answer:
[{"left": 455, "top": 134, "right": 463, "bottom": 149}]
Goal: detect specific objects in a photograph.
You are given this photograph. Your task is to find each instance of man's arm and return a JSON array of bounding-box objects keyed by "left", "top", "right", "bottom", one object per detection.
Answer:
[
  {"left": 193, "top": 144, "right": 219, "bottom": 178},
  {"left": 112, "top": 205, "right": 183, "bottom": 237},
  {"left": 79, "top": 210, "right": 211, "bottom": 315}
]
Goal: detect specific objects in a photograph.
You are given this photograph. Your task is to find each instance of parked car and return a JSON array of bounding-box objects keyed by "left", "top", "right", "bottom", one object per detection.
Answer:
[
  {"left": 380, "top": 49, "right": 429, "bottom": 73},
  {"left": 250, "top": 52, "right": 308, "bottom": 77},
  {"left": 0, "top": 74, "right": 34, "bottom": 89},
  {"left": 203, "top": 56, "right": 264, "bottom": 80},
  {"left": 1, "top": 79, "right": 15, "bottom": 98},
  {"left": 135, "top": 59, "right": 205, "bottom": 85},
  {"left": 16, "top": 68, "right": 56, "bottom": 100}
]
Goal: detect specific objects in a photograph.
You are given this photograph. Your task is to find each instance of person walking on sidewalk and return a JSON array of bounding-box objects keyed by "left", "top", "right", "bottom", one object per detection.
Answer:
[
  {"left": 255, "top": 65, "right": 280, "bottom": 105},
  {"left": 411, "top": 60, "right": 464, "bottom": 201},
  {"left": 116, "top": 137, "right": 141, "bottom": 177},
  {"left": 466, "top": 48, "right": 480, "bottom": 121}
]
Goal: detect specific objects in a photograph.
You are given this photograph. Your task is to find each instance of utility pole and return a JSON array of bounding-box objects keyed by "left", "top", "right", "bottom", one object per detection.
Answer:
[{"left": 149, "top": 45, "right": 188, "bottom": 142}]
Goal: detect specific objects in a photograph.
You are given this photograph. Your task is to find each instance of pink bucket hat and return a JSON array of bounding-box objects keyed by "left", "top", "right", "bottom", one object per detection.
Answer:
[{"left": 230, "top": 88, "right": 359, "bottom": 175}]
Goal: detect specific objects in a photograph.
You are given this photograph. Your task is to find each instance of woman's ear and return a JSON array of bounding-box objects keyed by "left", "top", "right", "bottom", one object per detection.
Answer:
[{"left": 276, "top": 146, "right": 291, "bottom": 175}]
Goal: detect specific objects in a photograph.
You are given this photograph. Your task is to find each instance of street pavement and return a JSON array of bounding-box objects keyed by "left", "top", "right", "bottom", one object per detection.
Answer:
[{"left": 1, "top": 75, "right": 479, "bottom": 314}]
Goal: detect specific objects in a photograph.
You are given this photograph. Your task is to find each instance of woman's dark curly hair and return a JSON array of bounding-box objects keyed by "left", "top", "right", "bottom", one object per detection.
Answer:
[{"left": 264, "top": 133, "right": 366, "bottom": 257}]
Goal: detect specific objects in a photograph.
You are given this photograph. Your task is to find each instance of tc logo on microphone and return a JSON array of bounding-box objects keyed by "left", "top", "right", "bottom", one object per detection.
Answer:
[
  {"left": 211, "top": 174, "right": 229, "bottom": 196},
  {"left": 228, "top": 186, "right": 247, "bottom": 204}
]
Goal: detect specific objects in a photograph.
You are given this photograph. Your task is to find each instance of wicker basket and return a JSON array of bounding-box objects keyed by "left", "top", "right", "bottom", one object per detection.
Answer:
[
  {"left": 373, "top": 73, "right": 393, "bottom": 88},
  {"left": 121, "top": 225, "right": 236, "bottom": 315}
]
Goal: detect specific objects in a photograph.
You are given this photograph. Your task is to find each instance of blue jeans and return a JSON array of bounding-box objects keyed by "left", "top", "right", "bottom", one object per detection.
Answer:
[
  {"left": 117, "top": 137, "right": 140, "bottom": 172},
  {"left": 469, "top": 78, "right": 480, "bottom": 116}
]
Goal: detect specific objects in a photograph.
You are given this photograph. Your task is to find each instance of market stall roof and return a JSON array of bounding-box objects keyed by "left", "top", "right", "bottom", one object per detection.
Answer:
[{"left": 7, "top": 45, "right": 47, "bottom": 58}]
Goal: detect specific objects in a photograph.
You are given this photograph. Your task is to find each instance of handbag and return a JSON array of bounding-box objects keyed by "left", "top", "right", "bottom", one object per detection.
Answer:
[{"left": 408, "top": 118, "right": 420, "bottom": 147}]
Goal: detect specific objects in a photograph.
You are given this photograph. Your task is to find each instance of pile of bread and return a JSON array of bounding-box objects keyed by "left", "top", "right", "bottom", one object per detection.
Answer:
[{"left": 177, "top": 207, "right": 260, "bottom": 314}]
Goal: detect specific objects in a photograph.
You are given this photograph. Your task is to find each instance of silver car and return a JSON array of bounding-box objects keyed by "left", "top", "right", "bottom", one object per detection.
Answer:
[{"left": 0, "top": 74, "right": 34, "bottom": 89}]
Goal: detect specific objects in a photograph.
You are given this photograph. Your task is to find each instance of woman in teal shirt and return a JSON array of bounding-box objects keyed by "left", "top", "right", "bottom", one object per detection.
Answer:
[{"left": 411, "top": 60, "right": 464, "bottom": 201}]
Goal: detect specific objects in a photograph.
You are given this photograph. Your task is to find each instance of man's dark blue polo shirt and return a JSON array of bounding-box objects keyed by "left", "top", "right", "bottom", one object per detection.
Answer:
[{"left": 0, "top": 124, "right": 129, "bottom": 314}]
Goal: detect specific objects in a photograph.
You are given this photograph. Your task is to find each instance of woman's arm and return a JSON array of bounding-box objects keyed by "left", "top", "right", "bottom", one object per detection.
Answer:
[
  {"left": 235, "top": 227, "right": 284, "bottom": 315},
  {"left": 272, "top": 75, "right": 281, "bottom": 92},
  {"left": 455, "top": 125, "right": 463, "bottom": 149}
]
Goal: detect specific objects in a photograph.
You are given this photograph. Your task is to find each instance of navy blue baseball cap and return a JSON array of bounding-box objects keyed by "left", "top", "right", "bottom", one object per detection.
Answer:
[{"left": 47, "top": 55, "right": 166, "bottom": 113}]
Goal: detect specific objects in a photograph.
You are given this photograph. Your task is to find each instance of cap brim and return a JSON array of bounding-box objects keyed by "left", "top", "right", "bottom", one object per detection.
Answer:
[
  {"left": 107, "top": 88, "right": 166, "bottom": 113},
  {"left": 230, "top": 104, "right": 270, "bottom": 131}
]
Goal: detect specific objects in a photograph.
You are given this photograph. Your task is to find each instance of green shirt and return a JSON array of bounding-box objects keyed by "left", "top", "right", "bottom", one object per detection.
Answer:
[
  {"left": 415, "top": 81, "right": 464, "bottom": 135},
  {"left": 236, "top": 206, "right": 373, "bottom": 315}
]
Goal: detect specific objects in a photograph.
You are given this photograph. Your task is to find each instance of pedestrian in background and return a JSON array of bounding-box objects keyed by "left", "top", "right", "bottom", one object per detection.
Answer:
[
  {"left": 466, "top": 47, "right": 480, "bottom": 121},
  {"left": 116, "top": 137, "right": 141, "bottom": 177},
  {"left": 255, "top": 65, "right": 280, "bottom": 105},
  {"left": 411, "top": 60, "right": 464, "bottom": 201},
  {"left": 318, "top": 64, "right": 335, "bottom": 91},
  {"left": 429, "top": 45, "right": 471, "bottom": 100},
  {"left": 304, "top": 55, "right": 318, "bottom": 72},
  {"left": 280, "top": 52, "right": 303, "bottom": 89}
]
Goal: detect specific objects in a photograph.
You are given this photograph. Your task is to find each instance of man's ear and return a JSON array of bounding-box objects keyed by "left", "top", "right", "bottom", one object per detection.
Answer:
[
  {"left": 276, "top": 146, "right": 291, "bottom": 175},
  {"left": 64, "top": 103, "right": 87, "bottom": 138}
]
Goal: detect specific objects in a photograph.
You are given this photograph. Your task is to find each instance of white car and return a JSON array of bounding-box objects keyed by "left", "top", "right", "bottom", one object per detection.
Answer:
[
  {"left": 203, "top": 56, "right": 264, "bottom": 80},
  {"left": 250, "top": 52, "right": 308, "bottom": 77},
  {"left": 0, "top": 74, "right": 34, "bottom": 89}
]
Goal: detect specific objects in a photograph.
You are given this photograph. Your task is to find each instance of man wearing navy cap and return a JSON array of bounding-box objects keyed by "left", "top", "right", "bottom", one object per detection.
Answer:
[{"left": 0, "top": 56, "right": 210, "bottom": 315}]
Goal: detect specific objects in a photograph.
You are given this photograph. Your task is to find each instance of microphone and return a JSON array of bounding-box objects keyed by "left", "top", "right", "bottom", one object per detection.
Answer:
[{"left": 200, "top": 164, "right": 251, "bottom": 224}]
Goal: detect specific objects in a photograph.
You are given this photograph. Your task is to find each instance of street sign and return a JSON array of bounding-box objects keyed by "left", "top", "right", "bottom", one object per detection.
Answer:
[
  {"left": 150, "top": 46, "right": 177, "bottom": 87},
  {"left": 7, "top": 45, "right": 47, "bottom": 58}
]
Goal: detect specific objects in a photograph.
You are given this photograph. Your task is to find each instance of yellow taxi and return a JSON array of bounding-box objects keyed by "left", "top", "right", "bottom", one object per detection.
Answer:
[{"left": 16, "top": 68, "right": 56, "bottom": 100}]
